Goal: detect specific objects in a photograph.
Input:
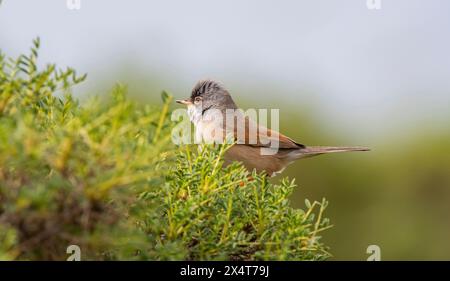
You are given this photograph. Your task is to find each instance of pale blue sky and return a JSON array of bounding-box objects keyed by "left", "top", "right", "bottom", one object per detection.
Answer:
[{"left": 1, "top": 0, "right": 449, "bottom": 141}]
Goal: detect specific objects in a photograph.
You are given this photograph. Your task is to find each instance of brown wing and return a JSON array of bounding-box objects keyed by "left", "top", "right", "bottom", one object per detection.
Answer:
[{"left": 230, "top": 115, "right": 305, "bottom": 149}]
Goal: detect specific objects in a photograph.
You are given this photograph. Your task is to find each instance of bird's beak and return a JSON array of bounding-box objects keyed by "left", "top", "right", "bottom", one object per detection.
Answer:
[{"left": 176, "top": 99, "right": 192, "bottom": 105}]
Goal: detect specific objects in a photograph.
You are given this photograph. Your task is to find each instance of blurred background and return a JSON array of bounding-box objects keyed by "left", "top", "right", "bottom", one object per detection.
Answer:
[{"left": 1, "top": 0, "right": 449, "bottom": 260}]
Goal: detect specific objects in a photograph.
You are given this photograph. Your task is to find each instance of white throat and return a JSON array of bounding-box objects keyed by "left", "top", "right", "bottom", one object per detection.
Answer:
[
  {"left": 187, "top": 104, "right": 225, "bottom": 143},
  {"left": 187, "top": 104, "right": 203, "bottom": 125}
]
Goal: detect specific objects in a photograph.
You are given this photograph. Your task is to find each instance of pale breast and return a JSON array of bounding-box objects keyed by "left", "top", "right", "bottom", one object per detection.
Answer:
[{"left": 191, "top": 108, "right": 227, "bottom": 144}]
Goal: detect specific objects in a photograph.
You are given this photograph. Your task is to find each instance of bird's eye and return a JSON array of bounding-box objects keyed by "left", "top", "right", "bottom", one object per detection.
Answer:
[{"left": 194, "top": 97, "right": 202, "bottom": 103}]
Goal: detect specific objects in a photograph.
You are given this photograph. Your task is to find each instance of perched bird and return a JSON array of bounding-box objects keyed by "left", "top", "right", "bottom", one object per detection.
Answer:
[{"left": 176, "top": 79, "right": 369, "bottom": 177}]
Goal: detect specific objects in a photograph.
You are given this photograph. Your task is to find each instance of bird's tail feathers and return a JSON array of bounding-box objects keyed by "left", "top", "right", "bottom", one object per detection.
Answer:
[{"left": 293, "top": 146, "right": 370, "bottom": 158}]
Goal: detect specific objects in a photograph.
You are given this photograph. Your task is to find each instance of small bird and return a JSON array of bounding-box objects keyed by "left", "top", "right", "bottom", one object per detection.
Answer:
[{"left": 177, "top": 79, "right": 369, "bottom": 177}]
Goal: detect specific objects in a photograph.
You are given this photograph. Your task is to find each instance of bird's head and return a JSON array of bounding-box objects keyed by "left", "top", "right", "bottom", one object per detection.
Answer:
[{"left": 176, "top": 80, "right": 237, "bottom": 123}]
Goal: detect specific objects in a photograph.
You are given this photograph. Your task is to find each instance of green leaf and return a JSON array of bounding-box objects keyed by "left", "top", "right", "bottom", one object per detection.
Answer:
[
  {"left": 161, "top": 90, "right": 169, "bottom": 103},
  {"left": 305, "top": 199, "right": 311, "bottom": 209}
]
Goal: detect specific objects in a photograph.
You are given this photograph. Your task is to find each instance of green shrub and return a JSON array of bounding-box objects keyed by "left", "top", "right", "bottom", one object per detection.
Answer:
[
  {"left": 0, "top": 39, "right": 331, "bottom": 260},
  {"left": 141, "top": 144, "right": 332, "bottom": 260}
]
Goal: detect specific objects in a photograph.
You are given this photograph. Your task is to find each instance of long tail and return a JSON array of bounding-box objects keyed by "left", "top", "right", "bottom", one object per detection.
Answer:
[{"left": 297, "top": 146, "right": 370, "bottom": 158}]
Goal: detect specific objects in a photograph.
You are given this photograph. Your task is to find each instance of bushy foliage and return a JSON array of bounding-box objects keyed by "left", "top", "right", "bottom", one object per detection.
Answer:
[
  {"left": 141, "top": 144, "right": 331, "bottom": 260},
  {"left": 0, "top": 39, "right": 331, "bottom": 260}
]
